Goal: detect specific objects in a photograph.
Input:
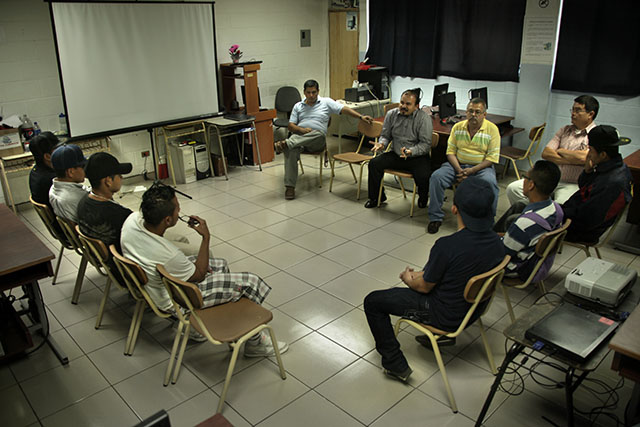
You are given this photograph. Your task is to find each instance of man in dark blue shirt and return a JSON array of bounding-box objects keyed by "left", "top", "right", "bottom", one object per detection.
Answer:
[
  {"left": 364, "top": 177, "right": 505, "bottom": 383},
  {"left": 28, "top": 132, "right": 61, "bottom": 207}
]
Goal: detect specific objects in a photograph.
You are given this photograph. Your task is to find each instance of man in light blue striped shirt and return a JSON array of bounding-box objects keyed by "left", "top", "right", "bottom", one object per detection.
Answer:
[{"left": 494, "top": 160, "right": 563, "bottom": 280}]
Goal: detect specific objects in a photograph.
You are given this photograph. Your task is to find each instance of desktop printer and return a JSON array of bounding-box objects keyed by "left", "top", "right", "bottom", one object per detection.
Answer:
[
  {"left": 345, "top": 83, "right": 375, "bottom": 103},
  {"left": 564, "top": 257, "right": 636, "bottom": 307}
]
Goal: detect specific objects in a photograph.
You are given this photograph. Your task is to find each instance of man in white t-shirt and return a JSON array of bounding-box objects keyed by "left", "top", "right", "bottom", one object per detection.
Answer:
[{"left": 121, "top": 183, "right": 288, "bottom": 356}]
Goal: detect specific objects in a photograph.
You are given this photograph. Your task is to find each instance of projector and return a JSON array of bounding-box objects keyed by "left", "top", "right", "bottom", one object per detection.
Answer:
[{"left": 564, "top": 257, "right": 636, "bottom": 307}]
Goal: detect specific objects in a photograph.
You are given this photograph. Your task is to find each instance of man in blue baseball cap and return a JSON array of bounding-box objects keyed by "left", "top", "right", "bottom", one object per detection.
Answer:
[
  {"left": 49, "top": 144, "right": 89, "bottom": 223},
  {"left": 364, "top": 177, "right": 504, "bottom": 383}
]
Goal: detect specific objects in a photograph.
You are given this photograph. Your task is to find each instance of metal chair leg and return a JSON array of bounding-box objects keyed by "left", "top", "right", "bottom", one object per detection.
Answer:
[
  {"left": 71, "top": 254, "right": 88, "bottom": 304},
  {"left": 52, "top": 245, "right": 64, "bottom": 285},
  {"left": 164, "top": 321, "right": 185, "bottom": 386},
  {"left": 95, "top": 277, "right": 112, "bottom": 329}
]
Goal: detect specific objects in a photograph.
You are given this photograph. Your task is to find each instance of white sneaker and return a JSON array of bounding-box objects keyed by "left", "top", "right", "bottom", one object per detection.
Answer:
[
  {"left": 244, "top": 332, "right": 288, "bottom": 357},
  {"left": 188, "top": 327, "right": 207, "bottom": 343}
]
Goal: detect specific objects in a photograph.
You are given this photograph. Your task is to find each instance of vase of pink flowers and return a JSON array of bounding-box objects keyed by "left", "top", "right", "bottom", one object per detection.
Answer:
[{"left": 229, "top": 44, "right": 243, "bottom": 63}]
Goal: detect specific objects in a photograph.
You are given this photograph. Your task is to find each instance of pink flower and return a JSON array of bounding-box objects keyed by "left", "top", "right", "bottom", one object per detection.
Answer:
[{"left": 229, "top": 44, "right": 240, "bottom": 53}]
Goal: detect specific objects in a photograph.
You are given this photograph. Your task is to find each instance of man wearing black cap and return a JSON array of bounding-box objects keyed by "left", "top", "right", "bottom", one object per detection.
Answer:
[
  {"left": 364, "top": 177, "right": 505, "bottom": 383},
  {"left": 49, "top": 144, "right": 89, "bottom": 223},
  {"left": 77, "top": 152, "right": 133, "bottom": 250},
  {"left": 562, "top": 125, "right": 632, "bottom": 243}
]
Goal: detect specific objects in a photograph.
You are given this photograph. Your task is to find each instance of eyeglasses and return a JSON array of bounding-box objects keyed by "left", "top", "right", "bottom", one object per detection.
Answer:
[
  {"left": 522, "top": 174, "right": 536, "bottom": 186},
  {"left": 178, "top": 215, "right": 199, "bottom": 226},
  {"left": 570, "top": 107, "right": 587, "bottom": 114},
  {"left": 466, "top": 109, "right": 485, "bottom": 116}
]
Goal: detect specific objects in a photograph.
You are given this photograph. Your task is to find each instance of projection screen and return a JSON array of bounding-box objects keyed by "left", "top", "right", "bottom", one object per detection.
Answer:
[{"left": 50, "top": 2, "right": 219, "bottom": 138}]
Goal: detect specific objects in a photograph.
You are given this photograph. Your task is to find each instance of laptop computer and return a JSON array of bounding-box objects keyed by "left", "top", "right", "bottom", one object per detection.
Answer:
[{"left": 525, "top": 303, "right": 619, "bottom": 363}]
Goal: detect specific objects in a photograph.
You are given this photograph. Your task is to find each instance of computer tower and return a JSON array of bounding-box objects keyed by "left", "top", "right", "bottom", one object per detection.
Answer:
[
  {"left": 193, "top": 142, "right": 211, "bottom": 180},
  {"left": 167, "top": 143, "right": 196, "bottom": 184},
  {"left": 358, "top": 67, "right": 389, "bottom": 99}
]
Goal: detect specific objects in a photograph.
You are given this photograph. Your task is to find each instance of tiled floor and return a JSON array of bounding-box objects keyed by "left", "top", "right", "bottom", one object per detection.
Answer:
[{"left": 2, "top": 135, "right": 638, "bottom": 426}]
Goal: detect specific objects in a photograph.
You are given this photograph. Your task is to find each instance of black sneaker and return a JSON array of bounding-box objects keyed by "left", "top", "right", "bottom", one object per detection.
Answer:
[
  {"left": 383, "top": 366, "right": 413, "bottom": 383},
  {"left": 415, "top": 334, "right": 456, "bottom": 350},
  {"left": 427, "top": 221, "right": 442, "bottom": 234}
]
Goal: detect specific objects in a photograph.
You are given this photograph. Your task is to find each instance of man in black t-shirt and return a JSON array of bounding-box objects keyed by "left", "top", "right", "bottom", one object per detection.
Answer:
[
  {"left": 77, "top": 152, "right": 133, "bottom": 251},
  {"left": 29, "top": 132, "right": 61, "bottom": 207},
  {"left": 364, "top": 177, "right": 505, "bottom": 383}
]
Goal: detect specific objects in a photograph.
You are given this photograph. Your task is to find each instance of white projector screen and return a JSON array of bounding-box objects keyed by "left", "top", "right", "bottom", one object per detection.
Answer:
[{"left": 51, "top": 2, "right": 219, "bottom": 138}]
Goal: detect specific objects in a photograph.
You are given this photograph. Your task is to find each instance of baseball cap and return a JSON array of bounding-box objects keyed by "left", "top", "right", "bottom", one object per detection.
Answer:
[
  {"left": 51, "top": 144, "right": 87, "bottom": 171},
  {"left": 453, "top": 177, "right": 495, "bottom": 232},
  {"left": 588, "top": 125, "right": 631, "bottom": 150},
  {"left": 85, "top": 152, "right": 133, "bottom": 182}
]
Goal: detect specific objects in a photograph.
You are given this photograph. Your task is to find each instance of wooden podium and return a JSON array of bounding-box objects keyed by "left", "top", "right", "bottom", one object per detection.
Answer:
[{"left": 220, "top": 62, "right": 276, "bottom": 164}]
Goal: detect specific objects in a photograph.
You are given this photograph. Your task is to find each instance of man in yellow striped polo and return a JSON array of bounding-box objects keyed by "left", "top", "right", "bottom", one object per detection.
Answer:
[{"left": 427, "top": 98, "right": 501, "bottom": 234}]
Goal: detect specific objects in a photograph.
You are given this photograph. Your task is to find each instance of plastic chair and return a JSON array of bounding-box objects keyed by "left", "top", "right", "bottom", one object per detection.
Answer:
[
  {"left": 329, "top": 120, "right": 383, "bottom": 199},
  {"left": 500, "top": 219, "right": 571, "bottom": 323},
  {"left": 273, "top": 86, "right": 301, "bottom": 133},
  {"left": 110, "top": 245, "right": 173, "bottom": 356},
  {"left": 500, "top": 123, "right": 546, "bottom": 179},
  {"left": 156, "top": 264, "right": 286, "bottom": 414},
  {"left": 377, "top": 132, "right": 439, "bottom": 217},
  {"left": 29, "top": 197, "right": 72, "bottom": 285},
  {"left": 562, "top": 208, "right": 626, "bottom": 260},
  {"left": 394, "top": 255, "right": 510, "bottom": 413}
]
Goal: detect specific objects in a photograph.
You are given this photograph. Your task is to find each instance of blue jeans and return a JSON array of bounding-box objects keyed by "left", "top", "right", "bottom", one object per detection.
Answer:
[
  {"left": 428, "top": 162, "right": 499, "bottom": 222},
  {"left": 364, "top": 288, "right": 431, "bottom": 373}
]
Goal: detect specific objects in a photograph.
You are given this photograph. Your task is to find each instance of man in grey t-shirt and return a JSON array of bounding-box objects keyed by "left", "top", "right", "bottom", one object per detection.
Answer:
[{"left": 364, "top": 89, "right": 433, "bottom": 209}]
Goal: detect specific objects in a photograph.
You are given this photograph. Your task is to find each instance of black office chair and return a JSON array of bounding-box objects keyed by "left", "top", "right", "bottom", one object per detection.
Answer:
[{"left": 273, "top": 86, "right": 301, "bottom": 136}]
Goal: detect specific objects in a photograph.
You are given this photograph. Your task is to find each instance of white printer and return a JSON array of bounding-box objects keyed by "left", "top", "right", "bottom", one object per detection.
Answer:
[{"left": 564, "top": 257, "right": 636, "bottom": 307}]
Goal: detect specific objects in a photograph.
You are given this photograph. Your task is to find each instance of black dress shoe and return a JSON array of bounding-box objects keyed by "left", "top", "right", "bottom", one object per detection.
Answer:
[
  {"left": 415, "top": 335, "right": 456, "bottom": 350},
  {"left": 383, "top": 366, "right": 413, "bottom": 383},
  {"left": 427, "top": 221, "right": 442, "bottom": 234},
  {"left": 418, "top": 196, "right": 428, "bottom": 209},
  {"left": 364, "top": 193, "right": 387, "bottom": 209}
]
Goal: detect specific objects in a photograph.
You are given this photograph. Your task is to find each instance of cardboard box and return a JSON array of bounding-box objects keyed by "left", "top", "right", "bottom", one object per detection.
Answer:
[{"left": 0, "top": 129, "right": 23, "bottom": 157}]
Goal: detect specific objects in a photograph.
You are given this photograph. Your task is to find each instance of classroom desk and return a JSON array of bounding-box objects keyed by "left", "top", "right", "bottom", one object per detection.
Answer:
[
  {"left": 206, "top": 116, "right": 263, "bottom": 180},
  {"left": 475, "top": 285, "right": 639, "bottom": 427},
  {"left": 0, "top": 203, "right": 67, "bottom": 364},
  {"left": 609, "top": 305, "right": 640, "bottom": 425}
]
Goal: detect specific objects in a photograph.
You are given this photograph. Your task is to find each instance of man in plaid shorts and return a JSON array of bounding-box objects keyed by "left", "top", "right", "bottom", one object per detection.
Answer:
[{"left": 121, "top": 184, "right": 288, "bottom": 356}]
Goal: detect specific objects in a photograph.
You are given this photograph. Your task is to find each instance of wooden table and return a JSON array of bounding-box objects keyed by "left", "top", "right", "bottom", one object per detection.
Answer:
[
  {"left": 0, "top": 203, "right": 67, "bottom": 364},
  {"left": 609, "top": 305, "right": 640, "bottom": 425}
]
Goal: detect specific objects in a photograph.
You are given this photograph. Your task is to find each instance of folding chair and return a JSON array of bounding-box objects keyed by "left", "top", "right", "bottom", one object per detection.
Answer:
[
  {"left": 157, "top": 265, "right": 286, "bottom": 414},
  {"left": 394, "top": 255, "right": 510, "bottom": 412}
]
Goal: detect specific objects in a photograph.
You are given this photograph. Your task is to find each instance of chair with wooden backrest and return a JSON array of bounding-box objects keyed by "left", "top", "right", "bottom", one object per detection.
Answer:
[
  {"left": 377, "top": 132, "right": 440, "bottom": 217},
  {"left": 329, "top": 120, "right": 383, "bottom": 199},
  {"left": 499, "top": 123, "right": 546, "bottom": 179},
  {"left": 29, "top": 197, "right": 73, "bottom": 285},
  {"left": 500, "top": 219, "right": 571, "bottom": 323},
  {"left": 156, "top": 264, "right": 286, "bottom": 414},
  {"left": 110, "top": 245, "right": 173, "bottom": 356},
  {"left": 562, "top": 207, "right": 626, "bottom": 260},
  {"left": 56, "top": 215, "right": 101, "bottom": 304},
  {"left": 384, "top": 102, "right": 399, "bottom": 115},
  {"left": 76, "top": 226, "right": 133, "bottom": 331},
  {"left": 394, "top": 255, "right": 510, "bottom": 413}
]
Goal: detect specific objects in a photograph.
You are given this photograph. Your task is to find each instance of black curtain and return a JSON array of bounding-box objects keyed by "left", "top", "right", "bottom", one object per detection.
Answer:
[
  {"left": 366, "top": 0, "right": 526, "bottom": 82},
  {"left": 365, "top": 0, "right": 439, "bottom": 78},
  {"left": 552, "top": 0, "right": 640, "bottom": 96},
  {"left": 437, "top": 0, "right": 525, "bottom": 82}
]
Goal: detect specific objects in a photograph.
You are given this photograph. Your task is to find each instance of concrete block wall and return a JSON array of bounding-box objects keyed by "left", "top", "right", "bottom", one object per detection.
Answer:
[{"left": 0, "top": 0, "right": 331, "bottom": 205}]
